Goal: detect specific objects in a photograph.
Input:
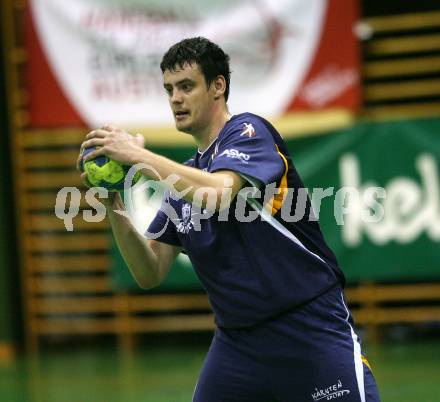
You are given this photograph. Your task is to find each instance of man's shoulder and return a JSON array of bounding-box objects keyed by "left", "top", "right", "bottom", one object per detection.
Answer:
[
  {"left": 221, "top": 112, "right": 277, "bottom": 140},
  {"left": 229, "top": 112, "right": 268, "bottom": 126}
]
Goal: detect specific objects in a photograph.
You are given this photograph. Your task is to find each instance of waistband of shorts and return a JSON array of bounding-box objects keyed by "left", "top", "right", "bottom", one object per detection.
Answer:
[{"left": 217, "top": 280, "right": 342, "bottom": 332}]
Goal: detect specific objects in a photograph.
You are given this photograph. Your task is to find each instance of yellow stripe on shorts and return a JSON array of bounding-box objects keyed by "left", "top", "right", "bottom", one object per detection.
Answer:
[{"left": 361, "top": 355, "right": 372, "bottom": 371}]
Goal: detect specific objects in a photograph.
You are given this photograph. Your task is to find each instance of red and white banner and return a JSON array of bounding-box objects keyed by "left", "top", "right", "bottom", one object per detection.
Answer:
[{"left": 26, "top": 0, "right": 360, "bottom": 128}]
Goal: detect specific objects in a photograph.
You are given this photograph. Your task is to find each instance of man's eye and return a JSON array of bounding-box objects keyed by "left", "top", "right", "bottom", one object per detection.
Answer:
[{"left": 182, "top": 84, "right": 192, "bottom": 92}]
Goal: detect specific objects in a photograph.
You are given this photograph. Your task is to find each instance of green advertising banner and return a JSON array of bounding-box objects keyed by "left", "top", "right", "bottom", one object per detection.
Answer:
[{"left": 112, "top": 117, "right": 440, "bottom": 290}]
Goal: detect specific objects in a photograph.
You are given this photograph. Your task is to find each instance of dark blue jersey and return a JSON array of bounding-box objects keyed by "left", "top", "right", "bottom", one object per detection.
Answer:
[{"left": 147, "top": 113, "right": 344, "bottom": 328}]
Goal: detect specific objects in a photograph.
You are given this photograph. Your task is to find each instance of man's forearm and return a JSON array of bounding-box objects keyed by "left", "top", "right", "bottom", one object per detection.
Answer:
[
  {"left": 107, "top": 203, "right": 161, "bottom": 289},
  {"left": 133, "top": 149, "right": 244, "bottom": 210}
]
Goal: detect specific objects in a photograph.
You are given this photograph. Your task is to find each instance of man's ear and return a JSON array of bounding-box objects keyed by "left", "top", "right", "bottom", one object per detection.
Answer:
[{"left": 213, "top": 75, "right": 226, "bottom": 99}]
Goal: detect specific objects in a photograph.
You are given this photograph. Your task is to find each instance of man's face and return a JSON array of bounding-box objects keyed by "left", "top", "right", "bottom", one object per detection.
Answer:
[{"left": 163, "top": 62, "right": 215, "bottom": 134}]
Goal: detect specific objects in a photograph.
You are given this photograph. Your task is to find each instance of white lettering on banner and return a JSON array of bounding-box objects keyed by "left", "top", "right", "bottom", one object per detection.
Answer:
[
  {"left": 30, "top": 0, "right": 328, "bottom": 125},
  {"left": 219, "top": 149, "right": 250, "bottom": 163},
  {"left": 300, "top": 65, "right": 358, "bottom": 108},
  {"left": 339, "top": 153, "right": 440, "bottom": 247}
]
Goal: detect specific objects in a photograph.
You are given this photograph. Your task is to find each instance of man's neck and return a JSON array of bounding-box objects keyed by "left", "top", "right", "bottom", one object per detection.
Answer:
[{"left": 194, "top": 108, "right": 232, "bottom": 152}]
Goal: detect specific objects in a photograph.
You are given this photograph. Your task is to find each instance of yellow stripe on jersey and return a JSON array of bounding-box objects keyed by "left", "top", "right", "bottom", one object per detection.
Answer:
[{"left": 264, "top": 145, "right": 289, "bottom": 216}]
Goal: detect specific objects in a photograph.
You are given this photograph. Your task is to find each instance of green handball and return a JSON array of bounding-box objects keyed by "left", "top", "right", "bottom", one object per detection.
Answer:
[{"left": 81, "top": 146, "right": 141, "bottom": 192}]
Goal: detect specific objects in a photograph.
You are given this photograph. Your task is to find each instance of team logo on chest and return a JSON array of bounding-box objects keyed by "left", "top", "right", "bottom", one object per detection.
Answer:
[
  {"left": 176, "top": 202, "right": 194, "bottom": 234},
  {"left": 240, "top": 122, "right": 256, "bottom": 138}
]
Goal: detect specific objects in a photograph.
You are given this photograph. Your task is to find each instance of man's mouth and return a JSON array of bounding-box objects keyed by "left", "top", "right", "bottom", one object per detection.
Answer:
[{"left": 175, "top": 110, "right": 190, "bottom": 120}]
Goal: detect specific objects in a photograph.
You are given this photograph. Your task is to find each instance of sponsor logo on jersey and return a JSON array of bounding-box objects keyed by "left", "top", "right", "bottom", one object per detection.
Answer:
[
  {"left": 240, "top": 122, "right": 256, "bottom": 138},
  {"left": 219, "top": 148, "right": 250, "bottom": 163}
]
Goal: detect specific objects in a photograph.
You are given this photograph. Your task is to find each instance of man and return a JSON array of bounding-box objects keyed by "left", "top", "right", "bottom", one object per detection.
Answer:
[{"left": 78, "top": 37, "right": 380, "bottom": 402}]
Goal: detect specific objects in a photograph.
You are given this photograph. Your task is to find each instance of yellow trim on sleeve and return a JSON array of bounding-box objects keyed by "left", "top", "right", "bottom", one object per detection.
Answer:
[{"left": 265, "top": 145, "right": 289, "bottom": 215}]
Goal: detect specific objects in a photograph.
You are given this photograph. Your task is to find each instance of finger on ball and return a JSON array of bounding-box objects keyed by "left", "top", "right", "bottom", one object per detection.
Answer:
[
  {"left": 102, "top": 124, "right": 117, "bottom": 132},
  {"left": 87, "top": 129, "right": 105, "bottom": 139}
]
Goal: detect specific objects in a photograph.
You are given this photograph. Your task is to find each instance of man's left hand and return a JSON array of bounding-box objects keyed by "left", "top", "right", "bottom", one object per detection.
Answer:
[{"left": 79, "top": 124, "right": 145, "bottom": 166}]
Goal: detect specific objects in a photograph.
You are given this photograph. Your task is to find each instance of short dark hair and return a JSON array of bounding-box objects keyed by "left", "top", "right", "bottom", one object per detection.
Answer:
[{"left": 160, "top": 37, "right": 231, "bottom": 101}]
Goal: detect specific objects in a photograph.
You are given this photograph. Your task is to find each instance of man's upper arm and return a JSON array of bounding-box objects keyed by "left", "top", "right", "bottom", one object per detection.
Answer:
[{"left": 148, "top": 239, "right": 182, "bottom": 282}]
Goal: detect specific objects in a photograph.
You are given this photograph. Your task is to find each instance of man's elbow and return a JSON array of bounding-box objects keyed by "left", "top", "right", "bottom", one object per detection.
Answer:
[
  {"left": 135, "top": 269, "right": 163, "bottom": 290},
  {"left": 138, "top": 277, "right": 162, "bottom": 290}
]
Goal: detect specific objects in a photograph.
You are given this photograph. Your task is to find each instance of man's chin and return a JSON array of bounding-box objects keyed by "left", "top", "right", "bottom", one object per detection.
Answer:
[{"left": 175, "top": 122, "right": 193, "bottom": 134}]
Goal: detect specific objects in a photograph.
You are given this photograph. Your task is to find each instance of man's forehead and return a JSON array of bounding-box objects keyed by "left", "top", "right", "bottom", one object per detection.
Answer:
[{"left": 163, "top": 62, "right": 202, "bottom": 83}]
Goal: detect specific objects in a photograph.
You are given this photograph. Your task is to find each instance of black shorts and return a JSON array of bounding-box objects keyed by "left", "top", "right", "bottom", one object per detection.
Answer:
[{"left": 193, "top": 286, "right": 381, "bottom": 402}]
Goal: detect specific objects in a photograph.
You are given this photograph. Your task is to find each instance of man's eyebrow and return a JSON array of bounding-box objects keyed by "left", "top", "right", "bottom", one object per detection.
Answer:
[
  {"left": 177, "top": 78, "right": 194, "bottom": 85},
  {"left": 163, "top": 78, "right": 195, "bottom": 88}
]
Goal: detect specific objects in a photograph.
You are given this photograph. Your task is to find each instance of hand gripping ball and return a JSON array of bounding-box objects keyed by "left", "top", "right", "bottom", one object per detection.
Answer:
[{"left": 80, "top": 147, "right": 141, "bottom": 192}]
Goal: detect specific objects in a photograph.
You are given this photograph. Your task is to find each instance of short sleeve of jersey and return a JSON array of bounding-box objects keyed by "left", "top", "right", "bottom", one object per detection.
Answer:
[
  {"left": 145, "top": 193, "right": 181, "bottom": 247},
  {"left": 210, "top": 116, "right": 284, "bottom": 186}
]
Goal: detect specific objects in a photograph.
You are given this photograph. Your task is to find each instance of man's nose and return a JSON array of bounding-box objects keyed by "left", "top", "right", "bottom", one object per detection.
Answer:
[{"left": 171, "top": 90, "right": 183, "bottom": 104}]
